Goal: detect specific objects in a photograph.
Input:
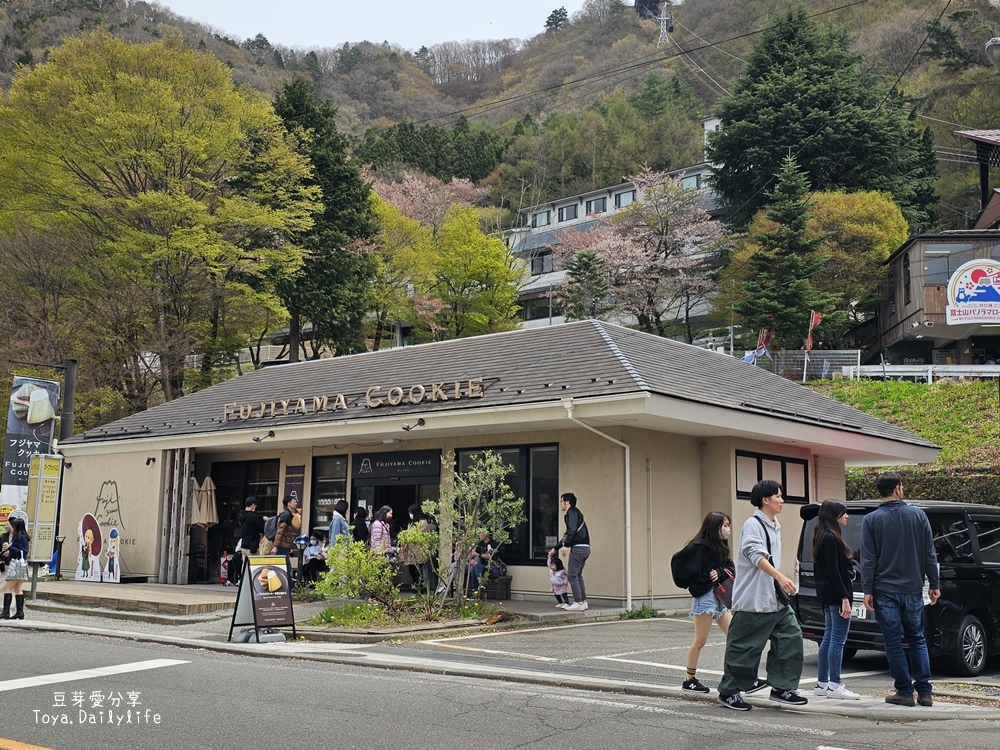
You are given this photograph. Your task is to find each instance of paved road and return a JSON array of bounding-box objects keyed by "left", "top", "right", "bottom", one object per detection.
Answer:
[
  {"left": 3, "top": 630, "right": 999, "bottom": 750},
  {"left": 364, "top": 615, "right": 989, "bottom": 700}
]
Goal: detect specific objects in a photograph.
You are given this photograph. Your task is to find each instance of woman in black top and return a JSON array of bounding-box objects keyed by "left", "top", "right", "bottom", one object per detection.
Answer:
[
  {"left": 812, "top": 499, "right": 859, "bottom": 700},
  {"left": 675, "top": 511, "right": 735, "bottom": 693},
  {"left": 352, "top": 507, "right": 370, "bottom": 545},
  {"left": 2, "top": 516, "right": 30, "bottom": 619}
]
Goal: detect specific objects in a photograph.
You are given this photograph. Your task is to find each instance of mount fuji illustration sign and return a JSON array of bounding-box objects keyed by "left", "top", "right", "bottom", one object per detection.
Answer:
[{"left": 947, "top": 260, "right": 1000, "bottom": 325}]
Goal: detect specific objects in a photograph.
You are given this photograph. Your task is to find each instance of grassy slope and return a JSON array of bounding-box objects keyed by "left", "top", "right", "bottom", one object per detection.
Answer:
[{"left": 809, "top": 380, "right": 1000, "bottom": 469}]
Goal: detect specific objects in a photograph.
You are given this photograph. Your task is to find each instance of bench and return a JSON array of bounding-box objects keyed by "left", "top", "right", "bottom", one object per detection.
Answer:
[{"left": 480, "top": 574, "right": 512, "bottom": 601}]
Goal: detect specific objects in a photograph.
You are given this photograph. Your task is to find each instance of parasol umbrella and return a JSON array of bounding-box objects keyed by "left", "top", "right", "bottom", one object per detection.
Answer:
[
  {"left": 196, "top": 476, "right": 219, "bottom": 527},
  {"left": 187, "top": 476, "right": 202, "bottom": 526}
]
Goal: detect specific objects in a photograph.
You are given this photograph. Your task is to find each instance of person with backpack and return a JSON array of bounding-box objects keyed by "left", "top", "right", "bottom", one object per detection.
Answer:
[
  {"left": 670, "top": 511, "right": 735, "bottom": 693},
  {"left": 273, "top": 495, "right": 301, "bottom": 587}
]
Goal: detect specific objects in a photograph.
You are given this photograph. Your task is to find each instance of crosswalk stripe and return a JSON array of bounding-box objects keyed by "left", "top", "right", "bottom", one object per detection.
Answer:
[{"left": 0, "top": 659, "right": 189, "bottom": 693}]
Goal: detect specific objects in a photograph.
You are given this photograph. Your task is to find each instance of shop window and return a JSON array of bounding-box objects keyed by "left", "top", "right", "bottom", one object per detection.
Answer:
[
  {"left": 456, "top": 444, "right": 559, "bottom": 564},
  {"left": 531, "top": 210, "right": 550, "bottom": 228},
  {"left": 735, "top": 450, "right": 809, "bottom": 504},
  {"left": 586, "top": 197, "right": 607, "bottom": 214},
  {"left": 210, "top": 459, "right": 280, "bottom": 554},
  {"left": 993, "top": 244, "right": 1000, "bottom": 262},
  {"left": 310, "top": 455, "right": 347, "bottom": 536},
  {"left": 558, "top": 204, "right": 578, "bottom": 222}
]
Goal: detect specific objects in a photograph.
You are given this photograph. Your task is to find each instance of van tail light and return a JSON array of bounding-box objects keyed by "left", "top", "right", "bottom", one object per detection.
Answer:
[{"left": 794, "top": 559, "right": 800, "bottom": 592}]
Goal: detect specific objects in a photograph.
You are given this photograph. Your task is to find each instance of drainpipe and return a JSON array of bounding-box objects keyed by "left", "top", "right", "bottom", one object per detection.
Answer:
[{"left": 563, "top": 398, "right": 632, "bottom": 610}]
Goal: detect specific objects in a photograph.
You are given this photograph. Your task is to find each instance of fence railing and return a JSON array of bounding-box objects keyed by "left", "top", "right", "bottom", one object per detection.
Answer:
[
  {"left": 843, "top": 364, "right": 1000, "bottom": 383},
  {"left": 746, "top": 350, "right": 861, "bottom": 382}
]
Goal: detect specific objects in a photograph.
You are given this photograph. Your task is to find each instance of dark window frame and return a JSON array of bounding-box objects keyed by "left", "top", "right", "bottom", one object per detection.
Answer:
[
  {"left": 455, "top": 444, "right": 559, "bottom": 565},
  {"left": 735, "top": 450, "right": 810, "bottom": 504}
]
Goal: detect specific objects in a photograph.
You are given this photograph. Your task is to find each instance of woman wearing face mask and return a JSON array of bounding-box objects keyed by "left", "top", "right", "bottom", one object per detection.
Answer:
[
  {"left": 369, "top": 506, "right": 394, "bottom": 557},
  {"left": 673, "top": 511, "right": 735, "bottom": 693}
]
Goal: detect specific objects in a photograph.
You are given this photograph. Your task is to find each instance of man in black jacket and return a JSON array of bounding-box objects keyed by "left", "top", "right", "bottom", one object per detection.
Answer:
[
  {"left": 549, "top": 492, "right": 590, "bottom": 611},
  {"left": 235, "top": 497, "right": 266, "bottom": 585}
]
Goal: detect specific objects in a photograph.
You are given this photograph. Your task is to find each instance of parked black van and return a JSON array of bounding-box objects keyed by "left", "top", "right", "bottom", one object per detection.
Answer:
[{"left": 794, "top": 500, "right": 1000, "bottom": 676}]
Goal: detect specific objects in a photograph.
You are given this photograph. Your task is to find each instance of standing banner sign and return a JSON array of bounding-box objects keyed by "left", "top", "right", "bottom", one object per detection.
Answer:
[
  {"left": 25, "top": 454, "right": 63, "bottom": 564},
  {"left": 2, "top": 376, "right": 60, "bottom": 512},
  {"left": 228, "top": 555, "right": 296, "bottom": 642}
]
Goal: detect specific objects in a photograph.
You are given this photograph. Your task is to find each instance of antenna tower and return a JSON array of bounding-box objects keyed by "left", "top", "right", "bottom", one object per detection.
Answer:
[{"left": 656, "top": 1, "right": 674, "bottom": 50}]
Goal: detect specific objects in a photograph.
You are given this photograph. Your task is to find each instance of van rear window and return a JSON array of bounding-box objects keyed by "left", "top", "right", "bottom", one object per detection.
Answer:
[{"left": 799, "top": 515, "right": 865, "bottom": 564}]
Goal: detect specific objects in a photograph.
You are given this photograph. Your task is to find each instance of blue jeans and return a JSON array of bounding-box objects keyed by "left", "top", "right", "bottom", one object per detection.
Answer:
[
  {"left": 467, "top": 559, "right": 486, "bottom": 589},
  {"left": 873, "top": 591, "right": 931, "bottom": 696},
  {"left": 817, "top": 604, "right": 852, "bottom": 684}
]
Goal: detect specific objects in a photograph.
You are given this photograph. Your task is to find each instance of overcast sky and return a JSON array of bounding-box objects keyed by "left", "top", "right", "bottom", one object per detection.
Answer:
[{"left": 158, "top": 1, "right": 592, "bottom": 51}]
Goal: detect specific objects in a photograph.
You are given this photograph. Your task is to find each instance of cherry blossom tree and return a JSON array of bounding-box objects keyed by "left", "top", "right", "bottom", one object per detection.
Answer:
[
  {"left": 555, "top": 167, "right": 734, "bottom": 341},
  {"left": 372, "top": 171, "right": 486, "bottom": 236}
]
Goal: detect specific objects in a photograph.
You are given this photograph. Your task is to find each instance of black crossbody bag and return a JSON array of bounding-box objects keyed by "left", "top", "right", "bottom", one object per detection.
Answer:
[{"left": 754, "top": 516, "right": 790, "bottom": 607}]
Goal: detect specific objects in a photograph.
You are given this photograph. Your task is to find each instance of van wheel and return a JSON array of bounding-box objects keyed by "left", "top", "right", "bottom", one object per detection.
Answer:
[
  {"left": 841, "top": 647, "right": 857, "bottom": 662},
  {"left": 951, "top": 614, "right": 987, "bottom": 677}
]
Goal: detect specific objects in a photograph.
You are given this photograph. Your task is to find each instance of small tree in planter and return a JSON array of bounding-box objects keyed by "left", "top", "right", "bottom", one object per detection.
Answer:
[{"left": 423, "top": 449, "right": 526, "bottom": 612}]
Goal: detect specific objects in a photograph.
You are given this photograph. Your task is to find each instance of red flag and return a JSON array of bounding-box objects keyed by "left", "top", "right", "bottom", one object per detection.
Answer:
[
  {"left": 805, "top": 311, "right": 823, "bottom": 352},
  {"left": 757, "top": 327, "right": 772, "bottom": 350}
]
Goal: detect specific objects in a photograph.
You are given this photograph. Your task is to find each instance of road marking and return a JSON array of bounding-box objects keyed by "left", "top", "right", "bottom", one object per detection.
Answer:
[
  {"left": 592, "top": 655, "right": 720, "bottom": 674},
  {"left": 0, "top": 659, "right": 189, "bottom": 693},
  {"left": 428, "top": 642, "right": 560, "bottom": 661},
  {"left": 474, "top": 684, "right": 837, "bottom": 737},
  {"left": 0, "top": 740, "right": 59, "bottom": 750}
]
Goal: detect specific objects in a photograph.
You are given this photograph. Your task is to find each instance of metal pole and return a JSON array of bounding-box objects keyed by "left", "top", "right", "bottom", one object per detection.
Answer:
[{"left": 60, "top": 359, "right": 77, "bottom": 441}]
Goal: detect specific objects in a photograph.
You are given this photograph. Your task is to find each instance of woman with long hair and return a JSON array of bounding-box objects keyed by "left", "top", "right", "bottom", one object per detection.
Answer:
[
  {"left": 369, "top": 505, "right": 393, "bottom": 555},
  {"left": 2, "top": 516, "right": 30, "bottom": 619},
  {"left": 812, "top": 499, "right": 859, "bottom": 700},
  {"left": 676, "top": 511, "right": 734, "bottom": 692}
]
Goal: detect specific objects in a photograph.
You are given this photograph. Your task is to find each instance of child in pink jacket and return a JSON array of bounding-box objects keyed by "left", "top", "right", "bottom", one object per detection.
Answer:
[{"left": 549, "top": 556, "right": 570, "bottom": 608}]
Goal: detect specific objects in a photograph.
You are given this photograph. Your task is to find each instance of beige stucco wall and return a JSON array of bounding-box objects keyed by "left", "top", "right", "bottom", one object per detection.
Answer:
[
  {"left": 58, "top": 451, "right": 162, "bottom": 579},
  {"left": 59, "top": 427, "right": 845, "bottom": 602}
]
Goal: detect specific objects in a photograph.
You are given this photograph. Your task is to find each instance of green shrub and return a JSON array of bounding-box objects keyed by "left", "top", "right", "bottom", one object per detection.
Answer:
[
  {"left": 620, "top": 603, "right": 660, "bottom": 619},
  {"left": 314, "top": 539, "right": 400, "bottom": 609}
]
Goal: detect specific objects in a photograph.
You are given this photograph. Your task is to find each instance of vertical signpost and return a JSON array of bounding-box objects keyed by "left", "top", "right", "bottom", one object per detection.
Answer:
[{"left": 25, "top": 454, "right": 63, "bottom": 599}]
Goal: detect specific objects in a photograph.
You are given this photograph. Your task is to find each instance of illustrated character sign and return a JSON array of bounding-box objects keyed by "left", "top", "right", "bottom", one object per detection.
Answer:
[
  {"left": 75, "top": 513, "right": 103, "bottom": 582},
  {"left": 947, "top": 260, "right": 1000, "bottom": 325},
  {"left": 102, "top": 527, "right": 121, "bottom": 583}
]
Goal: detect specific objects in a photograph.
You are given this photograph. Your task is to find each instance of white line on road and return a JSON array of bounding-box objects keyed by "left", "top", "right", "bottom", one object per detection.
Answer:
[
  {"left": 472, "top": 684, "right": 837, "bottom": 737},
  {"left": 592, "top": 655, "right": 720, "bottom": 675},
  {"left": 0, "top": 659, "right": 189, "bottom": 693}
]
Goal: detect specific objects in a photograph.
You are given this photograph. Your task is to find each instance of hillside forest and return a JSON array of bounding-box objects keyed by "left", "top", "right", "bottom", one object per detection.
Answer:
[{"left": 2, "top": 0, "right": 1000, "bottom": 434}]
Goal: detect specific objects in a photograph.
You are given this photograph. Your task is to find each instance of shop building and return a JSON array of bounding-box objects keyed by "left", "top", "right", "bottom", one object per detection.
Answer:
[{"left": 56, "top": 321, "right": 935, "bottom": 607}]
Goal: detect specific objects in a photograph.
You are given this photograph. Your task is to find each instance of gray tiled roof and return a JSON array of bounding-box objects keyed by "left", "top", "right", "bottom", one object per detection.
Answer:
[{"left": 66, "top": 321, "right": 933, "bottom": 449}]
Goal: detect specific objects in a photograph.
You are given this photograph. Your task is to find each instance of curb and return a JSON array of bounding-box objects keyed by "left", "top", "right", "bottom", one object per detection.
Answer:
[{"left": 5, "top": 620, "right": 1000, "bottom": 721}]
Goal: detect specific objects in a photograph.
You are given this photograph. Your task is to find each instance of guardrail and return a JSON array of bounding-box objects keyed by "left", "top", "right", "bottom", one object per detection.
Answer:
[{"left": 843, "top": 365, "right": 1000, "bottom": 383}]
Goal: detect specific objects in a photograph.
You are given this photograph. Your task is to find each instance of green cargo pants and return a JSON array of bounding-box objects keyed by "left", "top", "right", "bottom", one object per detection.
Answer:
[{"left": 717, "top": 606, "right": 804, "bottom": 696}]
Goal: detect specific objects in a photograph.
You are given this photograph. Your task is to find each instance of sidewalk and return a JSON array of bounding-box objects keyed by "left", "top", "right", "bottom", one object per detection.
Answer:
[{"left": 10, "top": 580, "right": 1000, "bottom": 721}]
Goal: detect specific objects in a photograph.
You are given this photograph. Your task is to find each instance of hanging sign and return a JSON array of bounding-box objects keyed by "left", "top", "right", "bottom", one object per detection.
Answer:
[{"left": 25, "top": 454, "right": 63, "bottom": 564}]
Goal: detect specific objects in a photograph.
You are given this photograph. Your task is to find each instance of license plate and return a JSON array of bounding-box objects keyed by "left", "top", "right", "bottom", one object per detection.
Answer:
[{"left": 851, "top": 602, "right": 867, "bottom": 620}]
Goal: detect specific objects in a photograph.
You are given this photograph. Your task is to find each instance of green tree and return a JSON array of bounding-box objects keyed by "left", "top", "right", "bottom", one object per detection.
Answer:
[
  {"left": 423, "top": 450, "right": 526, "bottom": 608},
  {"left": 272, "top": 77, "right": 377, "bottom": 360},
  {"left": 706, "top": 5, "right": 937, "bottom": 231},
  {"left": 733, "top": 156, "right": 842, "bottom": 350},
  {"left": 545, "top": 7, "right": 569, "bottom": 33},
  {"left": 561, "top": 250, "right": 613, "bottom": 320},
  {"left": 0, "top": 30, "right": 318, "bottom": 405},
  {"left": 428, "top": 207, "right": 524, "bottom": 339}
]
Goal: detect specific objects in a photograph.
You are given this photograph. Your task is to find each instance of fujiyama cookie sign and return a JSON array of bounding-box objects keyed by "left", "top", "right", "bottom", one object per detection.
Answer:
[{"left": 222, "top": 377, "right": 486, "bottom": 422}]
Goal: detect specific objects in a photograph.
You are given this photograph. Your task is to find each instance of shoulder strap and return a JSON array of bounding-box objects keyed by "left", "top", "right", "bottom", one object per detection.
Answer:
[{"left": 753, "top": 515, "right": 773, "bottom": 557}]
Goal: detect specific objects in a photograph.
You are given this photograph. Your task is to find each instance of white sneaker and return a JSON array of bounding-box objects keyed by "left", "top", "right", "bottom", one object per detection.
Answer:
[
  {"left": 814, "top": 683, "right": 829, "bottom": 697},
  {"left": 556, "top": 603, "right": 568, "bottom": 609},
  {"left": 564, "top": 601, "right": 587, "bottom": 611},
  {"left": 826, "top": 683, "right": 860, "bottom": 700},
  {"left": 436, "top": 584, "right": 447, "bottom": 594},
  {"left": 580, "top": 600, "right": 589, "bottom": 610}
]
